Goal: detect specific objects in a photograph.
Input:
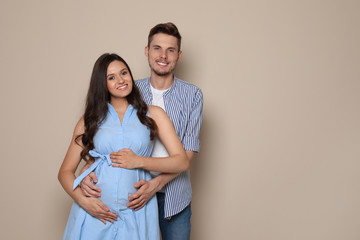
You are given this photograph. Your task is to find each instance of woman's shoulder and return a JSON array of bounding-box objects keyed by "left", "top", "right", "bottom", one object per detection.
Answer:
[
  {"left": 73, "top": 116, "right": 85, "bottom": 135},
  {"left": 148, "top": 106, "right": 167, "bottom": 120}
]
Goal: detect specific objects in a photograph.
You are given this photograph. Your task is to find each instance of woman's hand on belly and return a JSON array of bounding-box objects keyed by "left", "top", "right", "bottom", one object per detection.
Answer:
[{"left": 110, "top": 149, "right": 143, "bottom": 169}]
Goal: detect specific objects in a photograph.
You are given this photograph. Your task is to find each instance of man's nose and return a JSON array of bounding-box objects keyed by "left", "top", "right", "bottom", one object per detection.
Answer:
[{"left": 160, "top": 50, "right": 167, "bottom": 59}]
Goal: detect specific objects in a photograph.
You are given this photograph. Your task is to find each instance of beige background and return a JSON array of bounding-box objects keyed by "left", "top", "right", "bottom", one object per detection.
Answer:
[{"left": 1, "top": 0, "right": 359, "bottom": 239}]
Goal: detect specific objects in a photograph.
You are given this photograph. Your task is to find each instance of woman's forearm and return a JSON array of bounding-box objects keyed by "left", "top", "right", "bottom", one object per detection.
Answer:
[
  {"left": 136, "top": 153, "right": 189, "bottom": 173},
  {"left": 110, "top": 149, "right": 189, "bottom": 173},
  {"left": 58, "top": 170, "right": 86, "bottom": 204}
]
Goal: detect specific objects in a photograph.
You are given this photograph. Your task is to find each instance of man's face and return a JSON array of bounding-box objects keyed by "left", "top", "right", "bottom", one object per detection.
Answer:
[{"left": 145, "top": 33, "right": 182, "bottom": 77}]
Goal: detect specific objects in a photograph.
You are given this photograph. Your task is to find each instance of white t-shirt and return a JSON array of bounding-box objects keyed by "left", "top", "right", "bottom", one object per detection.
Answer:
[{"left": 150, "top": 85, "right": 170, "bottom": 182}]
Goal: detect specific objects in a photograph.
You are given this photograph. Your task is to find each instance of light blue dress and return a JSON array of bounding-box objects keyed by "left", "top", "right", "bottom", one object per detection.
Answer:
[{"left": 63, "top": 103, "right": 160, "bottom": 240}]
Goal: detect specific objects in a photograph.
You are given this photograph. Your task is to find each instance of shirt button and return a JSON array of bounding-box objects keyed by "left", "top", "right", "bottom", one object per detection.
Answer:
[
  {"left": 113, "top": 200, "right": 116, "bottom": 203},
  {"left": 114, "top": 228, "right": 117, "bottom": 231},
  {"left": 115, "top": 181, "right": 118, "bottom": 184}
]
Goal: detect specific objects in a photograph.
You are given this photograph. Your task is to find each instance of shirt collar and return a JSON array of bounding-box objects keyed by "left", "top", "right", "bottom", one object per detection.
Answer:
[{"left": 147, "top": 76, "right": 178, "bottom": 97}]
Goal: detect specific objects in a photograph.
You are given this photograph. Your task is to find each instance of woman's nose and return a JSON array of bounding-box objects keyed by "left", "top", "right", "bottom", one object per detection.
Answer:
[{"left": 117, "top": 75, "right": 125, "bottom": 83}]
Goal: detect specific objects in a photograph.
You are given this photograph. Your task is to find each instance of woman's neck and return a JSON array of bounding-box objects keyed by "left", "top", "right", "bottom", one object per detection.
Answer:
[{"left": 110, "top": 98, "right": 129, "bottom": 112}]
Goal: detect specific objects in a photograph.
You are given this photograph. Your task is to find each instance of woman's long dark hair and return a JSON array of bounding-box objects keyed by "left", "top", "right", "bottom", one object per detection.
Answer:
[{"left": 76, "top": 53, "right": 157, "bottom": 161}]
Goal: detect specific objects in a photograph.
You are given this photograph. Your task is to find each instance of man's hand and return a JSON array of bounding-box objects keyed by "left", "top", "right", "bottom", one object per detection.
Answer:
[
  {"left": 127, "top": 179, "right": 159, "bottom": 211},
  {"left": 81, "top": 172, "right": 101, "bottom": 198},
  {"left": 79, "top": 197, "right": 117, "bottom": 224}
]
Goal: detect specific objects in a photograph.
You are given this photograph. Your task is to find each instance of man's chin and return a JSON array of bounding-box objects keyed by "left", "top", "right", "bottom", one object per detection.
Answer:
[{"left": 153, "top": 70, "right": 172, "bottom": 77}]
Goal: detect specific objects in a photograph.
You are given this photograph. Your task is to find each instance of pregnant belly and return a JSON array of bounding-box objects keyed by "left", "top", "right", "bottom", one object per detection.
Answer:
[{"left": 94, "top": 165, "right": 139, "bottom": 211}]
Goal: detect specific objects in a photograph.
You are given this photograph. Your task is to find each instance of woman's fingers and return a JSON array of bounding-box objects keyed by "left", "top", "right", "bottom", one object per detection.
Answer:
[{"left": 110, "top": 152, "right": 123, "bottom": 164}]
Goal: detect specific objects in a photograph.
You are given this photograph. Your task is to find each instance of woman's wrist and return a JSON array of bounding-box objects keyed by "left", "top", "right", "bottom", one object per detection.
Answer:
[
  {"left": 136, "top": 155, "right": 145, "bottom": 169},
  {"left": 74, "top": 190, "right": 87, "bottom": 205}
]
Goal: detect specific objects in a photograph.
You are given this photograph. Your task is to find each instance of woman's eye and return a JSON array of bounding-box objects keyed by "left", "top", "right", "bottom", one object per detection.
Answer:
[
  {"left": 121, "top": 71, "right": 128, "bottom": 75},
  {"left": 107, "top": 76, "right": 114, "bottom": 80}
]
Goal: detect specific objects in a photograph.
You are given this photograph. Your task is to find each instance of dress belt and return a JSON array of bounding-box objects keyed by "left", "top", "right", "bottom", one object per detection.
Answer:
[{"left": 72, "top": 150, "right": 112, "bottom": 190}]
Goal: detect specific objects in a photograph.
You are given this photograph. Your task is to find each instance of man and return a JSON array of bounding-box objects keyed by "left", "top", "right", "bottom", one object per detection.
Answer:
[{"left": 81, "top": 22, "right": 203, "bottom": 240}]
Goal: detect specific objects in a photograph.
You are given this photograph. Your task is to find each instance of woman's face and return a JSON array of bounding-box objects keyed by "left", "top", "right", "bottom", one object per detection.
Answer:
[{"left": 106, "top": 60, "right": 133, "bottom": 100}]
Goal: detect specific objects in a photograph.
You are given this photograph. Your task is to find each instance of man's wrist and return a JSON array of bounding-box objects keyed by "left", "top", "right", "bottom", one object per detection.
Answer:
[{"left": 151, "top": 177, "right": 163, "bottom": 192}]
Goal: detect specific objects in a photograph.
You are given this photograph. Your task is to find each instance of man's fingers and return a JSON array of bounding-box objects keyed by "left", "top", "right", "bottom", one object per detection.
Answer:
[
  {"left": 128, "top": 191, "right": 141, "bottom": 201},
  {"left": 127, "top": 196, "right": 142, "bottom": 208},
  {"left": 128, "top": 180, "right": 147, "bottom": 200},
  {"left": 134, "top": 204, "right": 145, "bottom": 211},
  {"left": 134, "top": 179, "right": 146, "bottom": 189},
  {"left": 129, "top": 180, "right": 147, "bottom": 200},
  {"left": 82, "top": 188, "right": 92, "bottom": 197},
  {"left": 82, "top": 184, "right": 101, "bottom": 197},
  {"left": 89, "top": 189, "right": 101, "bottom": 198},
  {"left": 97, "top": 201, "right": 110, "bottom": 212},
  {"left": 104, "top": 217, "right": 114, "bottom": 223},
  {"left": 134, "top": 200, "right": 146, "bottom": 211},
  {"left": 103, "top": 210, "right": 117, "bottom": 219},
  {"left": 98, "top": 202, "right": 118, "bottom": 218},
  {"left": 88, "top": 182, "right": 101, "bottom": 193},
  {"left": 95, "top": 202, "right": 117, "bottom": 221},
  {"left": 89, "top": 172, "right": 98, "bottom": 183},
  {"left": 100, "top": 212, "right": 117, "bottom": 221},
  {"left": 82, "top": 176, "right": 102, "bottom": 193},
  {"left": 80, "top": 174, "right": 102, "bottom": 197}
]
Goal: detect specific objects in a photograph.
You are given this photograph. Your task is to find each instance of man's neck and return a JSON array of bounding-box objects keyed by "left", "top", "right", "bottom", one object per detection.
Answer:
[{"left": 150, "top": 73, "right": 175, "bottom": 90}]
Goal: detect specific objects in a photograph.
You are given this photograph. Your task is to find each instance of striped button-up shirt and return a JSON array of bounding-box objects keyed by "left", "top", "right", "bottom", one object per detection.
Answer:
[{"left": 136, "top": 77, "right": 203, "bottom": 218}]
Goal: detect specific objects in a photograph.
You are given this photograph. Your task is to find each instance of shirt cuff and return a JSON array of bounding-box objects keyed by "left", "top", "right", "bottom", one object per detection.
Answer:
[{"left": 182, "top": 136, "right": 200, "bottom": 152}]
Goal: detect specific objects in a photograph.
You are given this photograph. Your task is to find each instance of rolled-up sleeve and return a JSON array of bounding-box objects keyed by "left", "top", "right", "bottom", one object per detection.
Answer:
[{"left": 182, "top": 88, "right": 203, "bottom": 152}]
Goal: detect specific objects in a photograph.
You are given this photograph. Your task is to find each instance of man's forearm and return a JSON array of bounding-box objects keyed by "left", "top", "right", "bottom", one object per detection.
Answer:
[
  {"left": 151, "top": 150, "right": 195, "bottom": 190},
  {"left": 152, "top": 172, "right": 179, "bottom": 191}
]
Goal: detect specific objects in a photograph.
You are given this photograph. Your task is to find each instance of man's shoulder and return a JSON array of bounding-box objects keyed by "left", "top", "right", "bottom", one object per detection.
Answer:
[
  {"left": 175, "top": 77, "right": 202, "bottom": 94},
  {"left": 135, "top": 77, "right": 149, "bottom": 87}
]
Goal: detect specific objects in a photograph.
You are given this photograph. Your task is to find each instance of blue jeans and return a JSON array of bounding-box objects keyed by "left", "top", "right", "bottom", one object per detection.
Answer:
[{"left": 157, "top": 192, "right": 192, "bottom": 240}]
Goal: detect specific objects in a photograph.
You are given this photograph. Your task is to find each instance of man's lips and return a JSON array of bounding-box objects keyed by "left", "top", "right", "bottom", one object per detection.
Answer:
[{"left": 156, "top": 61, "right": 168, "bottom": 66}]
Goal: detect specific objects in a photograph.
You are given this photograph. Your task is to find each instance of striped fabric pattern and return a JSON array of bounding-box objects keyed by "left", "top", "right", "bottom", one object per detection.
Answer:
[{"left": 136, "top": 77, "right": 203, "bottom": 218}]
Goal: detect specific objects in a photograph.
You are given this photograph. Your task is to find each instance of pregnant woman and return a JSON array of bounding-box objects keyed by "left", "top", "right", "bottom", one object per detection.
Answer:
[{"left": 58, "top": 53, "right": 188, "bottom": 240}]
